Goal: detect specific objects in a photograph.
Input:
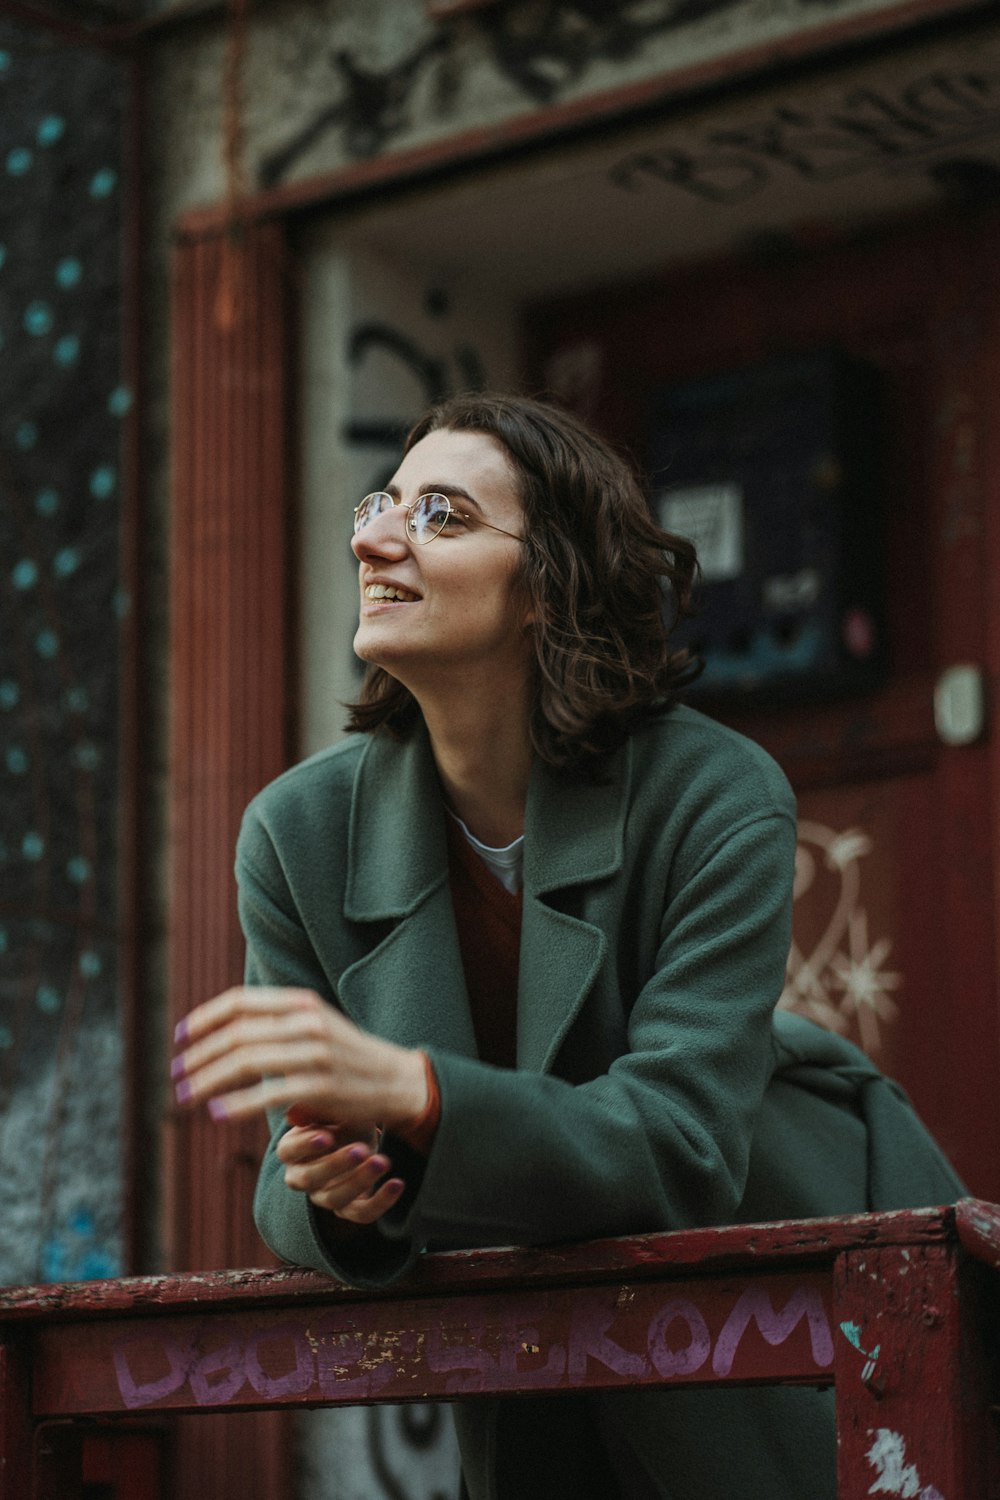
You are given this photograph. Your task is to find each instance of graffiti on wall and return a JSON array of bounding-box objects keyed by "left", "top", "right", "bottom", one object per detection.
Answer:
[
  {"left": 0, "top": 17, "right": 128, "bottom": 1285},
  {"left": 259, "top": 0, "right": 760, "bottom": 185},
  {"left": 610, "top": 71, "right": 1000, "bottom": 203},
  {"left": 782, "top": 821, "right": 901, "bottom": 1055}
]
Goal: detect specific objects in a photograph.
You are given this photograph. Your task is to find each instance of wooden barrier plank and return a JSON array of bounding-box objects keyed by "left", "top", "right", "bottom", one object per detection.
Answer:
[
  {"left": 0, "top": 1204, "right": 958, "bottom": 1322},
  {"left": 31, "top": 1268, "right": 835, "bottom": 1417}
]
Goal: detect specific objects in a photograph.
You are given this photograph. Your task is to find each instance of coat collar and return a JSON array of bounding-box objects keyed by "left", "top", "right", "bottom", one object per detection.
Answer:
[
  {"left": 343, "top": 724, "right": 630, "bottom": 921},
  {"left": 340, "top": 725, "right": 630, "bottom": 1072}
]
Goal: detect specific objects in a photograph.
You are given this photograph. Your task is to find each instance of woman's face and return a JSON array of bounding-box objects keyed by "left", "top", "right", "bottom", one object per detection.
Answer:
[{"left": 351, "top": 427, "right": 531, "bottom": 693}]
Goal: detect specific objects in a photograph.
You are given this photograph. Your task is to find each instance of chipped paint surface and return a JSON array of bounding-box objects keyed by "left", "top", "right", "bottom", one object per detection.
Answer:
[{"left": 866, "top": 1428, "right": 945, "bottom": 1499}]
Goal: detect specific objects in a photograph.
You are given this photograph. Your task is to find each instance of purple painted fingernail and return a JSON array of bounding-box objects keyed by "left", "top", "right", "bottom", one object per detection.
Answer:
[
  {"left": 208, "top": 1098, "right": 228, "bottom": 1121},
  {"left": 311, "top": 1133, "right": 333, "bottom": 1151},
  {"left": 174, "top": 1079, "right": 192, "bottom": 1104},
  {"left": 386, "top": 1179, "right": 404, "bottom": 1196},
  {"left": 346, "top": 1145, "right": 367, "bottom": 1165},
  {"left": 368, "top": 1155, "right": 389, "bottom": 1174},
  {"left": 170, "top": 1055, "right": 186, "bottom": 1079},
  {"left": 173, "top": 1018, "right": 188, "bottom": 1044}
]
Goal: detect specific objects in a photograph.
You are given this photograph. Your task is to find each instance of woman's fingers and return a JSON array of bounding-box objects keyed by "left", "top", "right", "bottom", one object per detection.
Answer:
[
  {"left": 174, "top": 986, "right": 320, "bottom": 1046},
  {"left": 329, "top": 1177, "right": 405, "bottom": 1223}
]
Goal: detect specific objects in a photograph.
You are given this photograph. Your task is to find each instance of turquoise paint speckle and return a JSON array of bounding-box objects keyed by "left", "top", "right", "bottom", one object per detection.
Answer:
[
  {"left": 79, "top": 950, "right": 101, "bottom": 979},
  {"left": 35, "top": 629, "right": 58, "bottom": 659},
  {"left": 11, "top": 558, "right": 38, "bottom": 589},
  {"left": 64, "top": 686, "right": 89, "bottom": 713},
  {"left": 56, "top": 256, "right": 82, "bottom": 289},
  {"left": 16, "top": 422, "right": 38, "bottom": 450},
  {"left": 108, "top": 385, "right": 133, "bottom": 417},
  {"left": 36, "top": 115, "right": 65, "bottom": 147},
  {"left": 5, "top": 747, "right": 28, "bottom": 774},
  {"left": 0, "top": 244, "right": 6, "bottom": 269},
  {"left": 114, "top": 588, "right": 131, "bottom": 619},
  {"left": 53, "top": 547, "right": 80, "bottom": 578},
  {"left": 71, "top": 1207, "right": 95, "bottom": 1236},
  {"left": 54, "top": 334, "right": 80, "bottom": 366},
  {"left": 24, "top": 301, "right": 53, "bottom": 336},
  {"left": 0, "top": 928, "right": 7, "bottom": 954},
  {"left": 72, "top": 741, "right": 100, "bottom": 771},
  {"left": 0, "top": 51, "right": 10, "bottom": 75},
  {"left": 0, "top": 1026, "right": 12, "bottom": 1050},
  {"left": 35, "top": 487, "right": 59, "bottom": 516},
  {"left": 67, "top": 855, "right": 91, "bottom": 884},
  {"left": 89, "top": 465, "right": 116, "bottom": 500},
  {"left": 6, "top": 147, "right": 32, "bottom": 176},
  {"left": 90, "top": 167, "right": 117, "bottom": 198},
  {"left": 0, "top": 680, "right": 19, "bottom": 709},
  {"left": 36, "top": 984, "right": 60, "bottom": 1014},
  {"left": 22, "top": 831, "right": 44, "bottom": 860}
]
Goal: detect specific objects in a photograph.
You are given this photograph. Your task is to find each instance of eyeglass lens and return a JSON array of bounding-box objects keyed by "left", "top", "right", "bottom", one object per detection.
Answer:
[{"left": 354, "top": 493, "right": 452, "bottom": 543}]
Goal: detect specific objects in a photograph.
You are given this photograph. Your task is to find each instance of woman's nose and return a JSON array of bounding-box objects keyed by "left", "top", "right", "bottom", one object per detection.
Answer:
[{"left": 350, "top": 507, "right": 411, "bottom": 563}]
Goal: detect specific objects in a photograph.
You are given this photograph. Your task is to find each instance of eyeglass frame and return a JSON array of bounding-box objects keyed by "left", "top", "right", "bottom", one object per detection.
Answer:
[{"left": 353, "top": 490, "right": 524, "bottom": 545}]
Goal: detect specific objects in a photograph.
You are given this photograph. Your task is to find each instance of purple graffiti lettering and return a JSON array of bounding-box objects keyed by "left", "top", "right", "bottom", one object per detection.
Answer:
[
  {"left": 243, "top": 1322, "right": 315, "bottom": 1401},
  {"left": 113, "top": 1332, "right": 190, "bottom": 1411},
  {"left": 315, "top": 1327, "right": 396, "bottom": 1401},
  {"left": 188, "top": 1332, "right": 247, "bottom": 1406},
  {"left": 426, "top": 1320, "right": 499, "bottom": 1394},
  {"left": 496, "top": 1309, "right": 566, "bottom": 1389},
  {"left": 712, "top": 1285, "right": 834, "bottom": 1378},
  {"left": 567, "top": 1300, "right": 648, "bottom": 1381},
  {"left": 647, "top": 1298, "right": 712, "bottom": 1379}
]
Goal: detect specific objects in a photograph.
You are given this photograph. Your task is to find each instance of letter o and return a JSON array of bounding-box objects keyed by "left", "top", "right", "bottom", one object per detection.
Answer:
[{"left": 647, "top": 1298, "right": 711, "bottom": 1379}]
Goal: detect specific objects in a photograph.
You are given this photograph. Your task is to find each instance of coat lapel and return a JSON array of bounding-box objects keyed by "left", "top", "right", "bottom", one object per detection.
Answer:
[
  {"left": 516, "top": 742, "right": 630, "bottom": 1073},
  {"left": 338, "top": 728, "right": 477, "bottom": 1057}
]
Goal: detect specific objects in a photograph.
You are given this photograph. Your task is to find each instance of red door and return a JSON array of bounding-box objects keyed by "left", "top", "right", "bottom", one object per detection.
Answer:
[{"left": 527, "top": 211, "right": 1000, "bottom": 1199}]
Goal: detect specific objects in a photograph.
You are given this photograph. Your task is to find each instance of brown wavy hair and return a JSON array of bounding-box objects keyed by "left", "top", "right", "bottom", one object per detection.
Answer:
[{"left": 345, "top": 392, "right": 701, "bottom": 772}]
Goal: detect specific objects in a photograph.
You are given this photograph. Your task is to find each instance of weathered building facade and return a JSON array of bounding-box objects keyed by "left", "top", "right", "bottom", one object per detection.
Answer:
[{"left": 4, "top": 0, "right": 1000, "bottom": 1495}]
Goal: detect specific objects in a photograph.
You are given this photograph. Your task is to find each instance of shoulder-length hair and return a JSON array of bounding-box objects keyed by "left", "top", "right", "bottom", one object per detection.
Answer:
[{"left": 346, "top": 392, "right": 701, "bottom": 773}]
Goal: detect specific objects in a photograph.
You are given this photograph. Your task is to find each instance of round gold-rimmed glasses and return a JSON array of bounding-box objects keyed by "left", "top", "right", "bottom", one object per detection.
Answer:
[{"left": 353, "top": 491, "right": 522, "bottom": 545}]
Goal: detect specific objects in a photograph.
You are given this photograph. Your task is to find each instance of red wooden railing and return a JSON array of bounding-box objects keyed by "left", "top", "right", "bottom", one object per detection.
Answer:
[{"left": 1, "top": 1201, "right": 998, "bottom": 1500}]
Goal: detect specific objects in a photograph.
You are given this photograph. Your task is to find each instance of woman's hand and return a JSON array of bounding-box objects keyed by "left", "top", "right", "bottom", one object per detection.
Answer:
[
  {"left": 171, "top": 986, "right": 428, "bottom": 1132},
  {"left": 276, "top": 1124, "right": 406, "bottom": 1222}
]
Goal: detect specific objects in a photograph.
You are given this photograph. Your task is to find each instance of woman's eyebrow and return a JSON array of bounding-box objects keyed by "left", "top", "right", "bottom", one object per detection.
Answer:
[{"left": 385, "top": 481, "right": 484, "bottom": 513}]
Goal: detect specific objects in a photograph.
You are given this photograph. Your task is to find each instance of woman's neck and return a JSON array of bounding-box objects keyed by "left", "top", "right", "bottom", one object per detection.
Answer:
[{"left": 419, "top": 683, "right": 533, "bottom": 848}]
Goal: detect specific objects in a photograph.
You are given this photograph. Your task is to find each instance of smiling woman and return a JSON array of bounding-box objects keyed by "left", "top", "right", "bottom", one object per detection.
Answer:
[{"left": 172, "top": 393, "right": 963, "bottom": 1500}]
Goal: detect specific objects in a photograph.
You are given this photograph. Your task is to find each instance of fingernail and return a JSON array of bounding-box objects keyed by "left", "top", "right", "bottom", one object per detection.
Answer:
[
  {"left": 174, "top": 1079, "right": 192, "bottom": 1103},
  {"left": 170, "top": 1055, "right": 186, "bottom": 1079},
  {"left": 208, "top": 1097, "right": 228, "bottom": 1121},
  {"left": 311, "top": 1133, "right": 333, "bottom": 1151},
  {"left": 346, "top": 1145, "right": 368, "bottom": 1165},
  {"left": 386, "top": 1178, "right": 404, "bottom": 1196},
  {"left": 173, "top": 1018, "right": 188, "bottom": 1044},
  {"left": 368, "top": 1155, "right": 389, "bottom": 1174}
]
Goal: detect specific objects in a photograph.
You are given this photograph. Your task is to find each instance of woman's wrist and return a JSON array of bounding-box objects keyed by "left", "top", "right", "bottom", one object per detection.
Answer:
[{"left": 381, "top": 1043, "right": 431, "bottom": 1129}]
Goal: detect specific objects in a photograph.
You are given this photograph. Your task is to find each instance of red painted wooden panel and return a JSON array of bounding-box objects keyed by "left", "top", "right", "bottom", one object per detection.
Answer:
[
  {"left": 31, "top": 1269, "right": 836, "bottom": 1417},
  {"left": 833, "top": 1243, "right": 995, "bottom": 1500},
  {"left": 166, "top": 224, "right": 294, "bottom": 1500}
]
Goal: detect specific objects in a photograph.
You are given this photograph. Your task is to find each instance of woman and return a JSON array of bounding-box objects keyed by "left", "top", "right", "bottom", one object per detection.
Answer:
[{"left": 173, "top": 393, "right": 962, "bottom": 1500}]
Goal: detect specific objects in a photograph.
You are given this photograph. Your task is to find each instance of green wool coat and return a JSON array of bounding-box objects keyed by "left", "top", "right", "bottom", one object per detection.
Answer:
[{"left": 245, "top": 705, "right": 963, "bottom": 1500}]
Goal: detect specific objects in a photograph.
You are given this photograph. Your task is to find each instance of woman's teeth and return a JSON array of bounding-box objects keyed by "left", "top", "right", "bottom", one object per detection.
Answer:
[{"left": 365, "top": 583, "right": 418, "bottom": 601}]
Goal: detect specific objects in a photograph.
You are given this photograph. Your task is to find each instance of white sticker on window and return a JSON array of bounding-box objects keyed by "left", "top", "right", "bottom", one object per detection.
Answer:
[{"left": 657, "top": 483, "right": 744, "bottom": 582}]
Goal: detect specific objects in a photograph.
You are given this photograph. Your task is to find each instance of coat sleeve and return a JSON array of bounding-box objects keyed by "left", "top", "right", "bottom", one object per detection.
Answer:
[
  {"left": 377, "top": 808, "right": 796, "bottom": 1261},
  {"left": 240, "top": 805, "right": 423, "bottom": 1286}
]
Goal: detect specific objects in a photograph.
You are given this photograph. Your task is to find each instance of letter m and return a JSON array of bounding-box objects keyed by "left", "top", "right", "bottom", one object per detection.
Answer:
[{"left": 712, "top": 1284, "right": 834, "bottom": 1378}]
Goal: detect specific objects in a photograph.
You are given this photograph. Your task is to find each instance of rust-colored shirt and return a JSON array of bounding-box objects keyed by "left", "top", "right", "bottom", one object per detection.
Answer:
[{"left": 396, "top": 816, "right": 522, "bottom": 1152}]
